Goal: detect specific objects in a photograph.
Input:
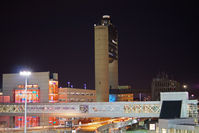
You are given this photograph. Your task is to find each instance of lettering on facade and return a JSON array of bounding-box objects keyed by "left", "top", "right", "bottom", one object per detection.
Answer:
[
  {"left": 92, "top": 107, "right": 107, "bottom": 112},
  {"left": 124, "top": 104, "right": 160, "bottom": 114},
  {"left": 79, "top": 105, "right": 88, "bottom": 113},
  {"left": 27, "top": 106, "right": 76, "bottom": 112},
  {"left": 91, "top": 105, "right": 115, "bottom": 112}
]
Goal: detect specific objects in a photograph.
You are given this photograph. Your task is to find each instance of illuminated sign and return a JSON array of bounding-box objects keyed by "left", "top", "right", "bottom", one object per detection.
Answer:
[
  {"left": 49, "top": 117, "right": 59, "bottom": 126},
  {"left": 15, "top": 116, "right": 39, "bottom": 128},
  {"left": 149, "top": 123, "right": 156, "bottom": 131},
  {"left": 15, "top": 89, "right": 40, "bottom": 103},
  {"left": 109, "top": 94, "right": 116, "bottom": 102},
  {"left": 49, "top": 81, "right": 58, "bottom": 103}
]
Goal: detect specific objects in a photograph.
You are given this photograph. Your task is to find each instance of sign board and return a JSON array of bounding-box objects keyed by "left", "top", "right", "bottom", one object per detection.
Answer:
[
  {"left": 149, "top": 123, "right": 156, "bottom": 131},
  {"left": 65, "top": 121, "right": 72, "bottom": 128}
]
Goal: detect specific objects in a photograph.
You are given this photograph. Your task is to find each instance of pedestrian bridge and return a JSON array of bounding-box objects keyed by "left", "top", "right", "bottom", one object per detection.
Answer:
[{"left": 0, "top": 92, "right": 198, "bottom": 118}]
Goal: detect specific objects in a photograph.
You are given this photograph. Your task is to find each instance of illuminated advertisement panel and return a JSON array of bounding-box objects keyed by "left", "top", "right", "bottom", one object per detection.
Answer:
[
  {"left": 49, "top": 81, "right": 58, "bottom": 103},
  {"left": 15, "top": 116, "right": 40, "bottom": 128},
  {"left": 109, "top": 94, "right": 116, "bottom": 102},
  {"left": 49, "top": 117, "right": 59, "bottom": 126},
  {"left": 15, "top": 89, "right": 40, "bottom": 103}
]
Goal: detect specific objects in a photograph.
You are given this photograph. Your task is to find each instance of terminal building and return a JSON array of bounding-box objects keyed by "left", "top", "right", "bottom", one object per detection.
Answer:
[
  {"left": 94, "top": 15, "right": 119, "bottom": 102},
  {"left": 109, "top": 88, "right": 134, "bottom": 102},
  {"left": 0, "top": 72, "right": 96, "bottom": 128},
  {"left": 1, "top": 72, "right": 96, "bottom": 104},
  {"left": 109, "top": 85, "right": 151, "bottom": 102},
  {"left": 2, "top": 72, "right": 58, "bottom": 103},
  {"left": 58, "top": 87, "right": 96, "bottom": 102}
]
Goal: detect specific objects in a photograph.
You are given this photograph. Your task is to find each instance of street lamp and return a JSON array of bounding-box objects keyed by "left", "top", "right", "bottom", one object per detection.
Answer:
[
  {"left": 20, "top": 71, "right": 31, "bottom": 133},
  {"left": 183, "top": 85, "right": 188, "bottom": 89}
]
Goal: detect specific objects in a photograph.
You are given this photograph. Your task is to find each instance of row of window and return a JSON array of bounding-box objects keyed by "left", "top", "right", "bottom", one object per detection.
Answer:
[
  {"left": 153, "top": 81, "right": 177, "bottom": 87},
  {"left": 117, "top": 94, "right": 132, "bottom": 97},
  {"left": 59, "top": 92, "right": 95, "bottom": 96},
  {"left": 59, "top": 98, "right": 95, "bottom": 102}
]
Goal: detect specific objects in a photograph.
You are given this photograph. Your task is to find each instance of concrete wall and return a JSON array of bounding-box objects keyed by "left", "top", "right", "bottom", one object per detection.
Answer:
[
  {"left": 94, "top": 25, "right": 109, "bottom": 102},
  {"left": 160, "top": 92, "right": 190, "bottom": 118},
  {"left": 158, "top": 118, "right": 197, "bottom": 133}
]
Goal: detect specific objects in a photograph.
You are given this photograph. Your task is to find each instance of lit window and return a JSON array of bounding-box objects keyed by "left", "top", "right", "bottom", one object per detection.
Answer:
[{"left": 162, "top": 129, "right": 166, "bottom": 133}]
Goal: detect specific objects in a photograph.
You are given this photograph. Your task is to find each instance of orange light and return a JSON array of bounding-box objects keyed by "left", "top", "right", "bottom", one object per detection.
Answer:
[
  {"left": 15, "top": 89, "right": 40, "bottom": 103},
  {"left": 49, "top": 81, "right": 58, "bottom": 103}
]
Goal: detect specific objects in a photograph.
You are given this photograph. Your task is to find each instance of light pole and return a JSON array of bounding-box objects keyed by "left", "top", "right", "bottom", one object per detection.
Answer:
[{"left": 20, "top": 71, "right": 31, "bottom": 133}]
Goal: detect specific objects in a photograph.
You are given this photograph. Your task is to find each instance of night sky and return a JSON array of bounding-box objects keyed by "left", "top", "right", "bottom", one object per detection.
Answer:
[{"left": 0, "top": 1, "right": 199, "bottom": 89}]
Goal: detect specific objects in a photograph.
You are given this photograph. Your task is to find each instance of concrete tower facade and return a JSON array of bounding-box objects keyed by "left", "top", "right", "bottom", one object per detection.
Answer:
[{"left": 94, "top": 15, "right": 118, "bottom": 102}]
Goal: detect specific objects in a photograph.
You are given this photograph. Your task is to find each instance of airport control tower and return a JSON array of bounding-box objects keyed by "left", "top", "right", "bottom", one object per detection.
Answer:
[{"left": 94, "top": 15, "right": 118, "bottom": 102}]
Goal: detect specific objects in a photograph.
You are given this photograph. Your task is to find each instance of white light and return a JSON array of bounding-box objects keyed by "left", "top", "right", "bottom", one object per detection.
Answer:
[
  {"left": 149, "top": 123, "right": 156, "bottom": 130},
  {"left": 162, "top": 129, "right": 167, "bottom": 133},
  {"left": 103, "top": 15, "right": 110, "bottom": 19},
  {"left": 183, "top": 85, "right": 187, "bottom": 89},
  {"left": 132, "top": 119, "right": 138, "bottom": 123},
  {"left": 19, "top": 70, "right": 31, "bottom": 133},
  {"left": 49, "top": 81, "right": 54, "bottom": 85},
  {"left": 112, "top": 40, "right": 118, "bottom": 44},
  {"left": 20, "top": 71, "right": 31, "bottom": 76}
]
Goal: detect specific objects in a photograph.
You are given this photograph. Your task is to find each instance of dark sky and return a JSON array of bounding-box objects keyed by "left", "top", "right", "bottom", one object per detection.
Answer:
[{"left": 0, "top": 0, "right": 199, "bottom": 89}]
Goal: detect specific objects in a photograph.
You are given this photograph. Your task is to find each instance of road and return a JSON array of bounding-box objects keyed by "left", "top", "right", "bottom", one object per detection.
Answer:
[{"left": 0, "top": 117, "right": 135, "bottom": 133}]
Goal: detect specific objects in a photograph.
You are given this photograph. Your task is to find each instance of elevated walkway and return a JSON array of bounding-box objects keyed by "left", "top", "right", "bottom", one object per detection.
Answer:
[{"left": 0, "top": 92, "right": 198, "bottom": 118}]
